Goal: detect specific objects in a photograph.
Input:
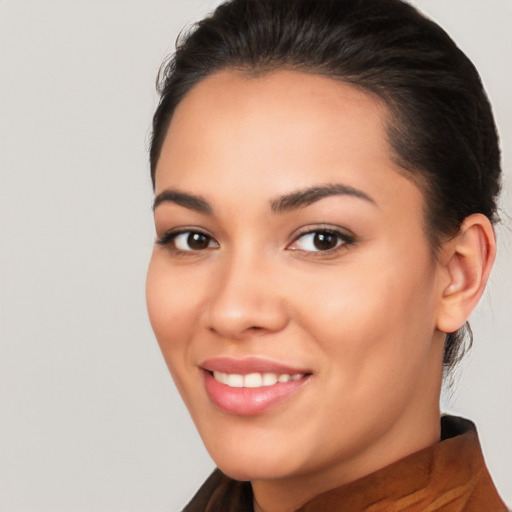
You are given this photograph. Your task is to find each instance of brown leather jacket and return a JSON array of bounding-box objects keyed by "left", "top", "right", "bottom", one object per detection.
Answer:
[{"left": 182, "top": 416, "right": 508, "bottom": 512}]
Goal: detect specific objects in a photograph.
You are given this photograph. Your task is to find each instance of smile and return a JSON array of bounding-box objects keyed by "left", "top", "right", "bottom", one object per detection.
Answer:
[
  {"left": 213, "top": 371, "right": 304, "bottom": 388},
  {"left": 201, "top": 358, "right": 312, "bottom": 416}
]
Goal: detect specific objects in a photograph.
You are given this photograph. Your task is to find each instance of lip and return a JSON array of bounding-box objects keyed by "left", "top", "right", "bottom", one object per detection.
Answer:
[
  {"left": 201, "top": 356, "right": 309, "bottom": 375},
  {"left": 200, "top": 357, "right": 312, "bottom": 416}
]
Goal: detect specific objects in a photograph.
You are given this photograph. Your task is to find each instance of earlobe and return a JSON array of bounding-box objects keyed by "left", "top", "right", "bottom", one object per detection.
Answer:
[{"left": 436, "top": 214, "right": 496, "bottom": 334}]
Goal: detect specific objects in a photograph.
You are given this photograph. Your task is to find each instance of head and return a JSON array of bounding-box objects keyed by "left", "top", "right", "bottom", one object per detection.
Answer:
[{"left": 146, "top": 0, "right": 500, "bottom": 499}]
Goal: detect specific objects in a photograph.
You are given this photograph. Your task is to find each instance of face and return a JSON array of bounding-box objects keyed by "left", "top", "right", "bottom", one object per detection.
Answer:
[{"left": 146, "top": 70, "right": 446, "bottom": 487}]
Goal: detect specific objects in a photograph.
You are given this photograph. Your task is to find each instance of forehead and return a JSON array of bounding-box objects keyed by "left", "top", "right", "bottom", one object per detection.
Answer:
[
  {"left": 162, "top": 70, "right": 390, "bottom": 167},
  {"left": 155, "top": 70, "right": 424, "bottom": 219}
]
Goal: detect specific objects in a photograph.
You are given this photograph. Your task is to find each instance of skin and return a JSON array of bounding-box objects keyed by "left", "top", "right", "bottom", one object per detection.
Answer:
[{"left": 146, "top": 70, "right": 494, "bottom": 512}]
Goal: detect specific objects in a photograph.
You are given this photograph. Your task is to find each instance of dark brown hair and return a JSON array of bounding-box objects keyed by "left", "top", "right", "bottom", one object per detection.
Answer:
[{"left": 150, "top": 0, "right": 501, "bottom": 370}]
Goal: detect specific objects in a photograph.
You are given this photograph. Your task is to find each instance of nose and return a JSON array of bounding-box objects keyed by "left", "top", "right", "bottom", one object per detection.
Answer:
[{"left": 202, "top": 251, "right": 289, "bottom": 340}]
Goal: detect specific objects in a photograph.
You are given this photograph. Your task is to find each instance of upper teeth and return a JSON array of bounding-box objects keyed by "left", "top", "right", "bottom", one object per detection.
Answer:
[{"left": 213, "top": 371, "right": 303, "bottom": 388}]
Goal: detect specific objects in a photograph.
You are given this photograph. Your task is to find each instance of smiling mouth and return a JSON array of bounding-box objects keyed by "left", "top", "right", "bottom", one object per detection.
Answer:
[
  {"left": 212, "top": 371, "right": 305, "bottom": 388},
  {"left": 203, "top": 368, "right": 311, "bottom": 415}
]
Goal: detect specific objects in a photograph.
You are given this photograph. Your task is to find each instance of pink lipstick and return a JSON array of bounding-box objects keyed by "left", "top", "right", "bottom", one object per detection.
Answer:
[{"left": 201, "top": 357, "right": 311, "bottom": 416}]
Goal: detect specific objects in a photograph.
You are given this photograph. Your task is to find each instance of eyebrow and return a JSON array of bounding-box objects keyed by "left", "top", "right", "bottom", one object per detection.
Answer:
[
  {"left": 270, "top": 183, "right": 377, "bottom": 213},
  {"left": 153, "top": 189, "right": 213, "bottom": 213},
  {"left": 153, "top": 183, "right": 376, "bottom": 215}
]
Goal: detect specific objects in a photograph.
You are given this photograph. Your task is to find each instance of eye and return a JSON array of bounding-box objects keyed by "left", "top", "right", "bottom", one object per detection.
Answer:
[
  {"left": 288, "top": 229, "right": 353, "bottom": 253},
  {"left": 157, "top": 230, "right": 218, "bottom": 252}
]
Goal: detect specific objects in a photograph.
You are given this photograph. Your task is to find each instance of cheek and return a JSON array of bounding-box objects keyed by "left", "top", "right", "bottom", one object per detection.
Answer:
[
  {"left": 146, "top": 254, "right": 209, "bottom": 415},
  {"left": 292, "top": 252, "right": 438, "bottom": 380},
  {"left": 146, "top": 254, "right": 199, "bottom": 362}
]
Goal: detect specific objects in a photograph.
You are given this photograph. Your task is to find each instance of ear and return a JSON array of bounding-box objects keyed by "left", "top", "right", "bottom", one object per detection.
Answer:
[{"left": 436, "top": 213, "right": 496, "bottom": 334}]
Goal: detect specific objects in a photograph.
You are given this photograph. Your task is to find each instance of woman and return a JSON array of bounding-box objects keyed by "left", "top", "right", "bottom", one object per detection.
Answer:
[{"left": 145, "top": 0, "right": 508, "bottom": 510}]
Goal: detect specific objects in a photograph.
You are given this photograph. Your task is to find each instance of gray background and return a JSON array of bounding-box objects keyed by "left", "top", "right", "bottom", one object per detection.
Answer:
[{"left": 0, "top": 0, "right": 510, "bottom": 510}]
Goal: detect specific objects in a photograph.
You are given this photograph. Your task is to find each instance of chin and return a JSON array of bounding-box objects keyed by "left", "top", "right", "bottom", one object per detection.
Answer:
[
  {"left": 216, "top": 458, "right": 291, "bottom": 482},
  {"left": 206, "top": 439, "right": 309, "bottom": 482}
]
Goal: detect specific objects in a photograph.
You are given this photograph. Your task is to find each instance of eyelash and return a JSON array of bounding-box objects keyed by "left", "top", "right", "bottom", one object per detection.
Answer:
[
  {"left": 288, "top": 227, "right": 355, "bottom": 255},
  {"left": 156, "top": 226, "right": 355, "bottom": 255},
  {"left": 156, "top": 228, "right": 218, "bottom": 253}
]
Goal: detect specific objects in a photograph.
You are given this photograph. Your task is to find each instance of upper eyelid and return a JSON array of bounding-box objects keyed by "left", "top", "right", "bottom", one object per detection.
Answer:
[
  {"left": 156, "top": 227, "right": 217, "bottom": 245},
  {"left": 290, "top": 224, "right": 355, "bottom": 240},
  {"left": 157, "top": 226, "right": 213, "bottom": 237}
]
